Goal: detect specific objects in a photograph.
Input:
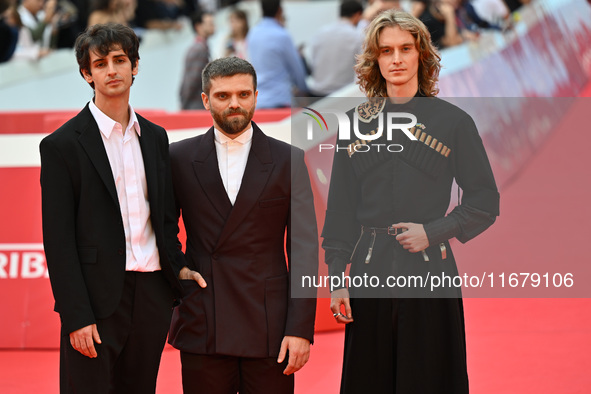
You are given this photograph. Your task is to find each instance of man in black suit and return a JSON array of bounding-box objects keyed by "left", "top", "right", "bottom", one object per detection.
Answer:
[
  {"left": 168, "top": 57, "right": 318, "bottom": 393},
  {"left": 40, "top": 23, "right": 184, "bottom": 393}
]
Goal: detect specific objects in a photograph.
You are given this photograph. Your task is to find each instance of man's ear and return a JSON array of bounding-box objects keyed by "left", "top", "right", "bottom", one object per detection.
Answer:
[
  {"left": 82, "top": 69, "right": 93, "bottom": 84},
  {"left": 132, "top": 60, "right": 139, "bottom": 76},
  {"left": 201, "top": 92, "right": 210, "bottom": 110}
]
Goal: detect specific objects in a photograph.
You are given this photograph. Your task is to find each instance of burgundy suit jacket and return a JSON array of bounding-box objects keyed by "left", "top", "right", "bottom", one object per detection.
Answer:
[{"left": 168, "top": 122, "right": 318, "bottom": 357}]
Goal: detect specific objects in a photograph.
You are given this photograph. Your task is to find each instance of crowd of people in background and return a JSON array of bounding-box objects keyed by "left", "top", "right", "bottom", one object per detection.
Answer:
[
  {"left": 0, "top": 0, "right": 204, "bottom": 62},
  {"left": 1, "top": 0, "right": 532, "bottom": 105},
  {"left": 175, "top": 0, "right": 531, "bottom": 108}
]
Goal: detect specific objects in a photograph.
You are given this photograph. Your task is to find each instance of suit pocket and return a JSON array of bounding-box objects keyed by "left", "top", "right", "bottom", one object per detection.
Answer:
[
  {"left": 169, "top": 280, "right": 208, "bottom": 353},
  {"left": 265, "top": 275, "right": 288, "bottom": 356},
  {"left": 78, "top": 247, "right": 97, "bottom": 264},
  {"left": 259, "top": 197, "right": 288, "bottom": 208},
  {"left": 180, "top": 279, "right": 202, "bottom": 297}
]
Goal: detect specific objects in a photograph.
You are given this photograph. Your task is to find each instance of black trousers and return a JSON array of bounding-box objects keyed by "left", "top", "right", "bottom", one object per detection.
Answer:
[
  {"left": 59, "top": 271, "right": 173, "bottom": 394},
  {"left": 180, "top": 352, "right": 295, "bottom": 394},
  {"left": 340, "top": 298, "right": 469, "bottom": 394}
]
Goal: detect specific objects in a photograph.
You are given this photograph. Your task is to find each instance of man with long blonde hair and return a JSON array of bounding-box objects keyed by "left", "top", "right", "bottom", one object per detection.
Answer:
[
  {"left": 322, "top": 9, "right": 499, "bottom": 393},
  {"left": 356, "top": 9, "right": 441, "bottom": 97}
]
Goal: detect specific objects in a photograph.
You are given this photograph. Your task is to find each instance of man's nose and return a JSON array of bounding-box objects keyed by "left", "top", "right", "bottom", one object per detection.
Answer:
[
  {"left": 107, "top": 61, "right": 117, "bottom": 75},
  {"left": 228, "top": 95, "right": 240, "bottom": 108}
]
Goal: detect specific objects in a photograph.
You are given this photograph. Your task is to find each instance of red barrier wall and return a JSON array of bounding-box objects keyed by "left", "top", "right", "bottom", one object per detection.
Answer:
[
  {"left": 0, "top": 109, "right": 292, "bottom": 134},
  {"left": 0, "top": 109, "right": 313, "bottom": 349}
]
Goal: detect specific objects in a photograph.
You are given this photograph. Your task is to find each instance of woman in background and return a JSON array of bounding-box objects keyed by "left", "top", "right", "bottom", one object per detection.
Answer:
[{"left": 224, "top": 8, "right": 248, "bottom": 58}]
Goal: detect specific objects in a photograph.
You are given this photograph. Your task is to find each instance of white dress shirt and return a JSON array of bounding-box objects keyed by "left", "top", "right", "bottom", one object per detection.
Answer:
[
  {"left": 89, "top": 100, "right": 160, "bottom": 272},
  {"left": 17, "top": 5, "right": 53, "bottom": 49},
  {"left": 308, "top": 19, "right": 364, "bottom": 96},
  {"left": 213, "top": 127, "right": 253, "bottom": 205}
]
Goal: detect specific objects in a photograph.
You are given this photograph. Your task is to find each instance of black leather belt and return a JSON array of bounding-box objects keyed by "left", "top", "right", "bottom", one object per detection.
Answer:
[
  {"left": 361, "top": 225, "right": 408, "bottom": 236},
  {"left": 352, "top": 225, "right": 409, "bottom": 264}
]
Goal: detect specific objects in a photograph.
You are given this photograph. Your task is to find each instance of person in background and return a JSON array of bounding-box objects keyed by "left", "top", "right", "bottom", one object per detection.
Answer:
[
  {"left": 358, "top": 0, "right": 401, "bottom": 30},
  {"left": 4, "top": 3, "right": 51, "bottom": 60},
  {"left": 0, "top": 0, "right": 19, "bottom": 62},
  {"left": 418, "top": 0, "right": 464, "bottom": 48},
  {"left": 17, "top": 0, "right": 79, "bottom": 49},
  {"left": 224, "top": 7, "right": 248, "bottom": 59},
  {"left": 503, "top": 0, "right": 530, "bottom": 12},
  {"left": 247, "top": 0, "right": 308, "bottom": 108},
  {"left": 133, "top": 0, "right": 184, "bottom": 31},
  {"left": 18, "top": 0, "right": 58, "bottom": 49},
  {"left": 87, "top": 0, "right": 136, "bottom": 27},
  {"left": 410, "top": 0, "right": 428, "bottom": 17},
  {"left": 307, "top": 0, "right": 364, "bottom": 97},
  {"left": 179, "top": 10, "right": 214, "bottom": 110},
  {"left": 469, "top": 0, "right": 511, "bottom": 29}
]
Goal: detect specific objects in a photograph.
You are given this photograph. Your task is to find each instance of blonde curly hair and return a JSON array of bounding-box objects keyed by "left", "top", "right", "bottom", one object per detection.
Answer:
[{"left": 355, "top": 10, "right": 441, "bottom": 97}]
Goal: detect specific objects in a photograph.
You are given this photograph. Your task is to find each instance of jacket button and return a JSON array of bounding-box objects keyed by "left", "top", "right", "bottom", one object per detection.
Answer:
[{"left": 118, "top": 249, "right": 124, "bottom": 255}]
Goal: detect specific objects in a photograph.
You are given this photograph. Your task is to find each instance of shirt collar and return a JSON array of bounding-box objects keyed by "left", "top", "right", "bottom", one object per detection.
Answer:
[
  {"left": 261, "top": 17, "right": 281, "bottom": 27},
  {"left": 89, "top": 100, "right": 141, "bottom": 139},
  {"left": 214, "top": 126, "right": 253, "bottom": 145},
  {"left": 195, "top": 35, "right": 207, "bottom": 45}
]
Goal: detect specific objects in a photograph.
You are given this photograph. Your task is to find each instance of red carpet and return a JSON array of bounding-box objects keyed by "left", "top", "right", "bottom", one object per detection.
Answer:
[{"left": 2, "top": 91, "right": 590, "bottom": 392}]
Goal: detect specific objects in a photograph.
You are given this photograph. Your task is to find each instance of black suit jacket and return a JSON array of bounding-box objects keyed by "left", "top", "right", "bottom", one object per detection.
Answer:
[
  {"left": 168, "top": 122, "right": 318, "bottom": 358},
  {"left": 40, "top": 104, "right": 184, "bottom": 335}
]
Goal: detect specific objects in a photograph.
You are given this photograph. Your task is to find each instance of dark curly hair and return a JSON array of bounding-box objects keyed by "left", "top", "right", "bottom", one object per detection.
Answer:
[{"left": 75, "top": 23, "right": 140, "bottom": 89}]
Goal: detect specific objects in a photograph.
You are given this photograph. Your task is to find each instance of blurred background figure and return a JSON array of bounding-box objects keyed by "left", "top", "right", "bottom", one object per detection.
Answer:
[
  {"left": 418, "top": 0, "right": 464, "bottom": 48},
  {"left": 179, "top": 11, "right": 215, "bottom": 110},
  {"left": 3, "top": 3, "right": 51, "bottom": 60},
  {"left": 52, "top": 0, "right": 78, "bottom": 47},
  {"left": 358, "top": 0, "right": 401, "bottom": 29},
  {"left": 223, "top": 8, "right": 248, "bottom": 58},
  {"left": 503, "top": 0, "right": 530, "bottom": 12},
  {"left": 17, "top": 0, "right": 58, "bottom": 49},
  {"left": 0, "top": 0, "right": 19, "bottom": 62},
  {"left": 247, "top": 0, "right": 308, "bottom": 108},
  {"left": 134, "top": 0, "right": 184, "bottom": 31},
  {"left": 307, "top": 0, "right": 363, "bottom": 97},
  {"left": 87, "top": 0, "right": 136, "bottom": 27},
  {"left": 468, "top": 0, "right": 511, "bottom": 29},
  {"left": 17, "top": 0, "right": 79, "bottom": 49},
  {"left": 410, "top": 0, "right": 428, "bottom": 16}
]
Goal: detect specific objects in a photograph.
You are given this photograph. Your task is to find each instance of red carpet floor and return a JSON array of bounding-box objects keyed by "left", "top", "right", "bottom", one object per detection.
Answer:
[{"left": 2, "top": 91, "right": 590, "bottom": 392}]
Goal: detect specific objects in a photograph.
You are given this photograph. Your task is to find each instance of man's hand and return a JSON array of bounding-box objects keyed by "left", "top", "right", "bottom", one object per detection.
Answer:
[
  {"left": 70, "top": 324, "right": 101, "bottom": 358},
  {"left": 392, "top": 222, "right": 429, "bottom": 253},
  {"left": 43, "top": 0, "right": 58, "bottom": 23},
  {"left": 330, "top": 288, "right": 353, "bottom": 324},
  {"left": 438, "top": 1, "right": 456, "bottom": 20},
  {"left": 178, "top": 266, "right": 207, "bottom": 288},
  {"left": 363, "top": 0, "right": 394, "bottom": 21},
  {"left": 277, "top": 336, "right": 310, "bottom": 375}
]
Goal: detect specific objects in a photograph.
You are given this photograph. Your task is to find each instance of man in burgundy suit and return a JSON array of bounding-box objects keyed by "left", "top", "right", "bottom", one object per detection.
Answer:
[{"left": 168, "top": 57, "right": 318, "bottom": 393}]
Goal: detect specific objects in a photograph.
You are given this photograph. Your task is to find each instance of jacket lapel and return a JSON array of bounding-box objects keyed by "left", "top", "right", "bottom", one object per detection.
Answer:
[
  {"left": 137, "top": 117, "right": 159, "bottom": 211},
  {"left": 192, "top": 127, "right": 233, "bottom": 220},
  {"left": 215, "top": 123, "right": 274, "bottom": 248},
  {"left": 76, "top": 105, "right": 120, "bottom": 211}
]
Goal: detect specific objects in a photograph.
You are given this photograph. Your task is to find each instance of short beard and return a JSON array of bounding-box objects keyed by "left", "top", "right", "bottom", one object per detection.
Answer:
[{"left": 211, "top": 106, "right": 255, "bottom": 135}]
